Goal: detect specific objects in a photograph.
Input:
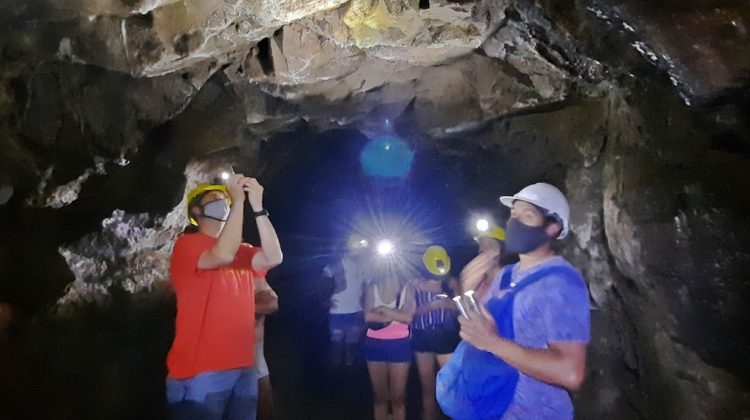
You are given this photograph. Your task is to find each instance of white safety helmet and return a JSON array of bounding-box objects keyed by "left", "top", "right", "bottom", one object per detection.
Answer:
[{"left": 499, "top": 183, "right": 570, "bottom": 239}]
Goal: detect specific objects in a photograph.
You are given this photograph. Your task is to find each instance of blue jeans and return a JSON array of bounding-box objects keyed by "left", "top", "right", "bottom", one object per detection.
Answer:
[{"left": 166, "top": 368, "right": 258, "bottom": 420}]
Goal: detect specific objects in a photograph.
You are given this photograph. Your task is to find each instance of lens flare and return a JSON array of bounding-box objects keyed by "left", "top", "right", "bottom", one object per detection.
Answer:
[{"left": 359, "top": 135, "right": 414, "bottom": 179}]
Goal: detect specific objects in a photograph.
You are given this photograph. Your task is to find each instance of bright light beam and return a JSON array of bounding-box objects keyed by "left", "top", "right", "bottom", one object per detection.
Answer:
[
  {"left": 475, "top": 218, "right": 490, "bottom": 233},
  {"left": 376, "top": 239, "right": 395, "bottom": 256}
]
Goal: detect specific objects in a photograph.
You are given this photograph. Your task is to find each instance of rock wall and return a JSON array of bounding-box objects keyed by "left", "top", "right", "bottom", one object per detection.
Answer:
[{"left": 562, "top": 90, "right": 750, "bottom": 418}]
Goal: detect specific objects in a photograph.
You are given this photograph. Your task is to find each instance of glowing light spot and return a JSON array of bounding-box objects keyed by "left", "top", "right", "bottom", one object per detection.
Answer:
[
  {"left": 220, "top": 171, "right": 231, "bottom": 181},
  {"left": 475, "top": 218, "right": 490, "bottom": 232},
  {"left": 376, "top": 239, "right": 395, "bottom": 256}
]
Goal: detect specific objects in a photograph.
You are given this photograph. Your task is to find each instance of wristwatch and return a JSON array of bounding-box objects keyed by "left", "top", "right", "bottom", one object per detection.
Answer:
[{"left": 252, "top": 208, "right": 269, "bottom": 218}]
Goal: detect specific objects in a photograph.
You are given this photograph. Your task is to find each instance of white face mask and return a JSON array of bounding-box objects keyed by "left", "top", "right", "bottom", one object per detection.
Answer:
[{"left": 201, "top": 199, "right": 229, "bottom": 222}]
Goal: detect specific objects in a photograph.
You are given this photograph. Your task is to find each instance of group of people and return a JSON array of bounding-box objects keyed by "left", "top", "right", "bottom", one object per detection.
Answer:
[
  {"left": 164, "top": 174, "right": 590, "bottom": 420},
  {"left": 324, "top": 183, "right": 591, "bottom": 420},
  {"left": 325, "top": 236, "right": 466, "bottom": 420}
]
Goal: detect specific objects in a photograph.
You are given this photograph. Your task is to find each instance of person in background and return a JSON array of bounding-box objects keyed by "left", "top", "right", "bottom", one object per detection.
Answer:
[
  {"left": 254, "top": 275, "right": 278, "bottom": 420},
  {"left": 323, "top": 234, "right": 370, "bottom": 370},
  {"left": 363, "top": 274, "right": 415, "bottom": 420},
  {"left": 410, "top": 245, "right": 461, "bottom": 420},
  {"left": 166, "top": 174, "right": 282, "bottom": 420},
  {"left": 461, "top": 225, "right": 514, "bottom": 302}
]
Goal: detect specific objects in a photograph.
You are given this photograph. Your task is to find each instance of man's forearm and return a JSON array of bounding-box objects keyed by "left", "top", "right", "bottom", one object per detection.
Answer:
[
  {"left": 486, "top": 336, "right": 582, "bottom": 390},
  {"left": 256, "top": 215, "right": 283, "bottom": 266},
  {"left": 212, "top": 202, "right": 244, "bottom": 262}
]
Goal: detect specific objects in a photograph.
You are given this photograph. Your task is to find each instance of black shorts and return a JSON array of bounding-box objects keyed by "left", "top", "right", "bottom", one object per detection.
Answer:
[
  {"left": 411, "top": 328, "right": 460, "bottom": 354},
  {"left": 364, "top": 337, "right": 413, "bottom": 363}
]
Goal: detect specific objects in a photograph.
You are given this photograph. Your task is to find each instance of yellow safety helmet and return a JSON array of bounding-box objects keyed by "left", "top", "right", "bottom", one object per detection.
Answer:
[
  {"left": 423, "top": 245, "right": 451, "bottom": 276},
  {"left": 347, "top": 233, "right": 370, "bottom": 250},
  {"left": 475, "top": 225, "right": 506, "bottom": 242},
  {"left": 186, "top": 184, "right": 230, "bottom": 226}
]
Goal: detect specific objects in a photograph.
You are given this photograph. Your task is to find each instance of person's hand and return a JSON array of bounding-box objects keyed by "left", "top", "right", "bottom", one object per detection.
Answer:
[
  {"left": 460, "top": 251, "right": 499, "bottom": 288},
  {"left": 226, "top": 174, "right": 248, "bottom": 204},
  {"left": 459, "top": 305, "right": 501, "bottom": 352},
  {"left": 243, "top": 178, "right": 264, "bottom": 211}
]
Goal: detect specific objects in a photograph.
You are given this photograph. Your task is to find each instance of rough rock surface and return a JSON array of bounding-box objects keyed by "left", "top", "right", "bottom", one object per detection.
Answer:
[
  {"left": 562, "top": 92, "right": 750, "bottom": 419},
  {"left": 57, "top": 159, "right": 244, "bottom": 308},
  {"left": 587, "top": 0, "right": 750, "bottom": 102}
]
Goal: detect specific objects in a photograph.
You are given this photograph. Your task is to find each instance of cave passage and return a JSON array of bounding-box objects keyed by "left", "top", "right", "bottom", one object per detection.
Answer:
[{"left": 260, "top": 128, "right": 484, "bottom": 420}]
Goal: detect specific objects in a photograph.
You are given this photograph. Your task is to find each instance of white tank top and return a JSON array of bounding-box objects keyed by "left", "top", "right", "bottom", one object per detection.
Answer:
[
  {"left": 330, "top": 255, "right": 368, "bottom": 314},
  {"left": 372, "top": 284, "right": 406, "bottom": 309},
  {"left": 367, "top": 283, "right": 409, "bottom": 339}
]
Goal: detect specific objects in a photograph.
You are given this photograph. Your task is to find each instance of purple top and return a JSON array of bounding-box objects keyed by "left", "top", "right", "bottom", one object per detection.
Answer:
[{"left": 412, "top": 285, "right": 458, "bottom": 331}]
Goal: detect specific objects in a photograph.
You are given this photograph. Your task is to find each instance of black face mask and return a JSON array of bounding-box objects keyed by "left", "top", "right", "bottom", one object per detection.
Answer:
[{"left": 505, "top": 218, "right": 553, "bottom": 254}]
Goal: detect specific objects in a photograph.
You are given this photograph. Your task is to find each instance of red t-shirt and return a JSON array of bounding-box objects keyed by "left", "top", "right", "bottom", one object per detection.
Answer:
[{"left": 167, "top": 232, "right": 262, "bottom": 379}]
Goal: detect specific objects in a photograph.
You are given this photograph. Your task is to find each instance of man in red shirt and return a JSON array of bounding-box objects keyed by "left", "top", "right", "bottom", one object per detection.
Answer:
[{"left": 166, "top": 174, "right": 283, "bottom": 420}]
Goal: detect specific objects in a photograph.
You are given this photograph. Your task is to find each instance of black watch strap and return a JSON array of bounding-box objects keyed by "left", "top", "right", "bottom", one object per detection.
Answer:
[{"left": 252, "top": 208, "right": 269, "bottom": 218}]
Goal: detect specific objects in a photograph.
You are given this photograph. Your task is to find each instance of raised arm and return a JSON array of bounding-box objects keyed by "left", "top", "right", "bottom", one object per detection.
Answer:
[
  {"left": 198, "top": 175, "right": 249, "bottom": 269},
  {"left": 245, "top": 178, "right": 283, "bottom": 272},
  {"left": 459, "top": 251, "right": 499, "bottom": 294}
]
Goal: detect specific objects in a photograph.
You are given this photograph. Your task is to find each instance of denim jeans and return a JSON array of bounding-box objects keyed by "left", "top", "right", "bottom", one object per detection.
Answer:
[{"left": 166, "top": 368, "right": 258, "bottom": 420}]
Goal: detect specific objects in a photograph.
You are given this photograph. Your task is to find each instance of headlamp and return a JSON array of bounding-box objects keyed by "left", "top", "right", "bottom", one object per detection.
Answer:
[
  {"left": 435, "top": 259, "right": 447, "bottom": 275},
  {"left": 475, "top": 218, "right": 490, "bottom": 233},
  {"left": 376, "top": 239, "right": 395, "bottom": 256}
]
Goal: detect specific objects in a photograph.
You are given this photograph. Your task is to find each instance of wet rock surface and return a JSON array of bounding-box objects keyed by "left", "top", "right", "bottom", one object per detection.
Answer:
[
  {"left": 590, "top": 0, "right": 750, "bottom": 102},
  {"left": 1, "top": 0, "right": 750, "bottom": 419}
]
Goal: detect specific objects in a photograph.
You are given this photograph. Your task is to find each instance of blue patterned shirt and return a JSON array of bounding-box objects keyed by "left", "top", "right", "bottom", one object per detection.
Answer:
[{"left": 487, "top": 257, "right": 591, "bottom": 420}]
